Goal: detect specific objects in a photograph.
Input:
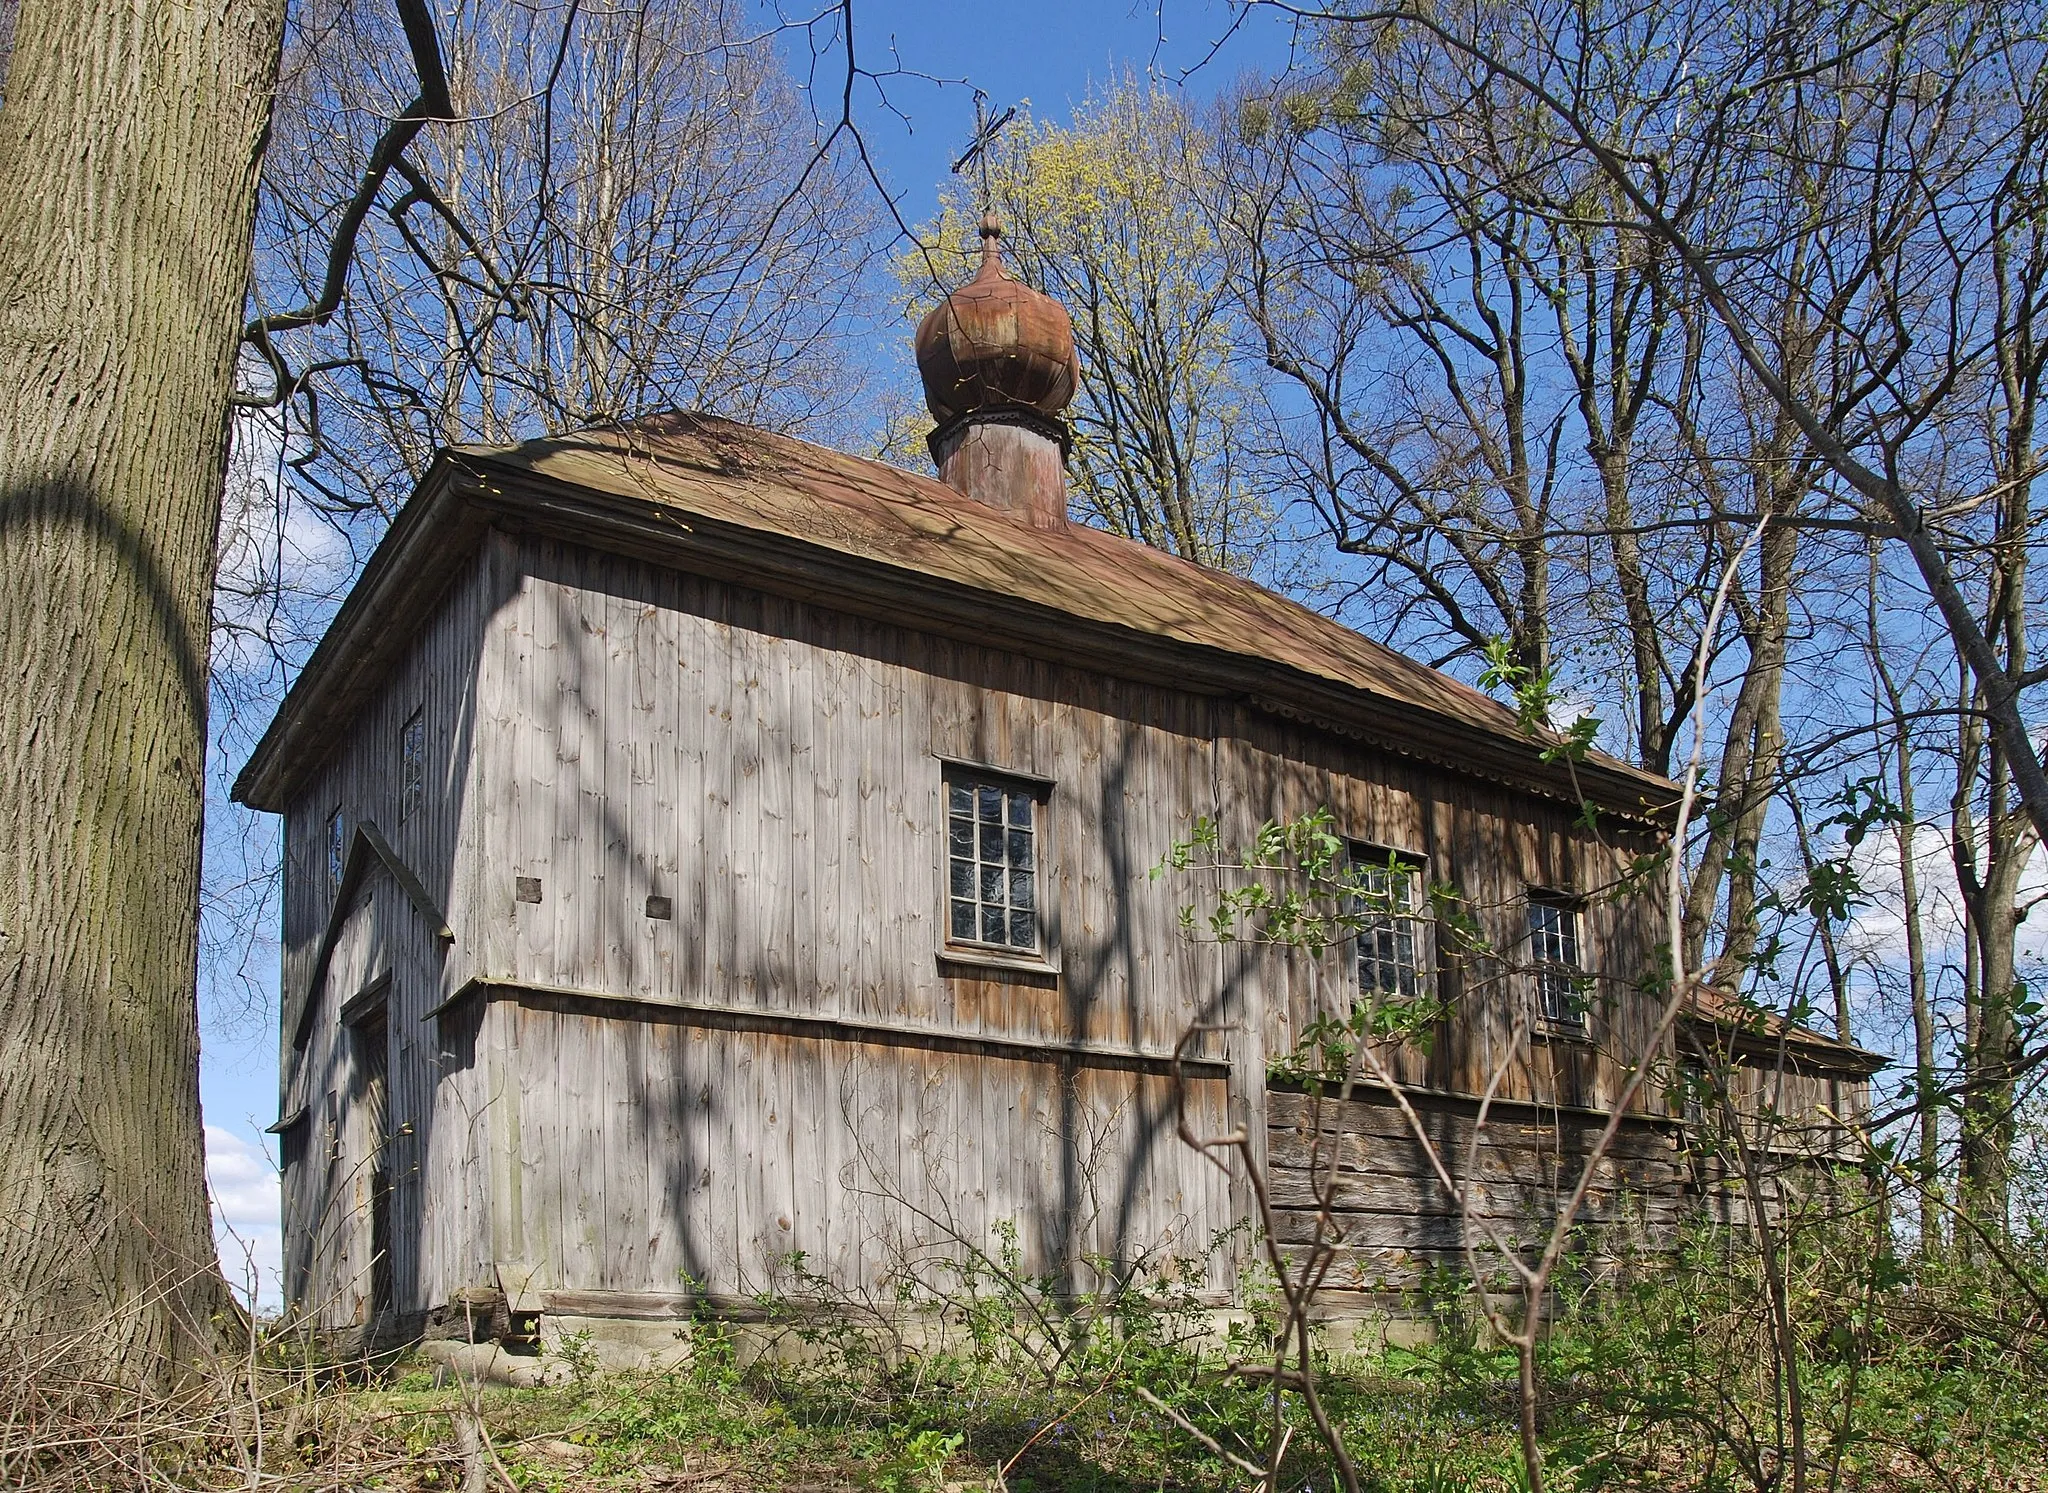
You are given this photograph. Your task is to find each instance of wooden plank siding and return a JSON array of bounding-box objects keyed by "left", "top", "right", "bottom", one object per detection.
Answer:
[
  {"left": 1263, "top": 1089, "right": 1688, "bottom": 1300},
  {"left": 279, "top": 525, "right": 1851, "bottom": 1332},
  {"left": 275, "top": 547, "right": 507, "bottom": 1329},
  {"left": 377, "top": 535, "right": 1670, "bottom": 1313}
]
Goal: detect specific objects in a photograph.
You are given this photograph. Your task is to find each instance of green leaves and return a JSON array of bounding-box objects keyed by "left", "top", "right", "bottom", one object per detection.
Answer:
[
  {"left": 1156, "top": 807, "right": 1434, "bottom": 958},
  {"left": 1267, "top": 990, "right": 1454, "bottom": 1091},
  {"left": 1479, "top": 637, "right": 1602, "bottom": 759}
]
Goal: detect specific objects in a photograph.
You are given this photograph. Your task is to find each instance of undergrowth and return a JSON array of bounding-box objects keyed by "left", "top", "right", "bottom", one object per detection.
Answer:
[
  {"left": 373, "top": 1220, "right": 2048, "bottom": 1492},
  {"left": 4, "top": 1220, "right": 2044, "bottom": 1490}
]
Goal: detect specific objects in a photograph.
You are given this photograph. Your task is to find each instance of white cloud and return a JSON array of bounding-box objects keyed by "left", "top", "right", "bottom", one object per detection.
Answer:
[
  {"left": 1836, "top": 822, "right": 2048, "bottom": 971},
  {"left": 210, "top": 409, "right": 361, "bottom": 677},
  {"left": 207, "top": 1124, "right": 283, "bottom": 1313}
]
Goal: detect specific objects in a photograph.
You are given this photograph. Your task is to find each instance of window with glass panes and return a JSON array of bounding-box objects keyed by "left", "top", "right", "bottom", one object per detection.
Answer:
[
  {"left": 946, "top": 774, "right": 1041, "bottom": 952},
  {"left": 1526, "top": 896, "right": 1587, "bottom": 1028},
  {"left": 1348, "top": 846, "right": 1430, "bottom": 999}
]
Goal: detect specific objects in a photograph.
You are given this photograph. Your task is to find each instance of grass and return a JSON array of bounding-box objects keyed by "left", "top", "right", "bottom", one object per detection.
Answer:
[
  {"left": 354, "top": 1349, "right": 1532, "bottom": 1492},
  {"left": 6, "top": 1222, "right": 2045, "bottom": 1490}
]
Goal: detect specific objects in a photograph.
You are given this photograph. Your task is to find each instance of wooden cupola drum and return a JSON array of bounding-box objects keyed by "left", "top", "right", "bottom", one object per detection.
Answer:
[{"left": 913, "top": 213, "right": 1079, "bottom": 529}]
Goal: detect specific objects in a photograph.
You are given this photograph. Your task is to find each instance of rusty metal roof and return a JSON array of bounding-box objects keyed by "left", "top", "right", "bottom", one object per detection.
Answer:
[
  {"left": 462, "top": 413, "right": 1674, "bottom": 802},
  {"left": 235, "top": 411, "right": 1680, "bottom": 817}
]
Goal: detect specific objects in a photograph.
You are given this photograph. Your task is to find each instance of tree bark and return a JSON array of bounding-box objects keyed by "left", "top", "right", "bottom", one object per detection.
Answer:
[{"left": 0, "top": 0, "right": 285, "bottom": 1366}]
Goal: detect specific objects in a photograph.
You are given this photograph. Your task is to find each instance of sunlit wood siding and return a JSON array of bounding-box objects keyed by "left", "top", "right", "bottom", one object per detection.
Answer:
[
  {"left": 404, "top": 532, "right": 1674, "bottom": 1312},
  {"left": 275, "top": 553, "right": 505, "bottom": 1327}
]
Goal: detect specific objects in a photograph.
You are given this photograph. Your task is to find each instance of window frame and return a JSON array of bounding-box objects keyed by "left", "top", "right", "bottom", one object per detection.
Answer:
[
  {"left": 1677, "top": 1057, "right": 1709, "bottom": 1129},
  {"left": 1344, "top": 841, "right": 1434, "bottom": 1004},
  {"left": 399, "top": 707, "right": 426, "bottom": 823},
  {"left": 1525, "top": 889, "right": 1592, "bottom": 1034},
  {"left": 326, "top": 806, "right": 346, "bottom": 892},
  {"left": 935, "top": 757, "right": 1058, "bottom": 974}
]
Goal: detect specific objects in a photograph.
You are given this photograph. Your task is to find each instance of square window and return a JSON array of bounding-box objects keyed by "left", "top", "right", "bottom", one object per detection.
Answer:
[
  {"left": 400, "top": 709, "right": 426, "bottom": 822},
  {"left": 1527, "top": 894, "right": 1588, "bottom": 1029},
  {"left": 944, "top": 768, "right": 1045, "bottom": 955},
  {"left": 1348, "top": 845, "right": 1431, "bottom": 1001}
]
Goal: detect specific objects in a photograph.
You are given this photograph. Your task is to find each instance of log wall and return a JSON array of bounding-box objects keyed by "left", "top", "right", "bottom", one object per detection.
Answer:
[{"left": 1265, "top": 1088, "right": 1688, "bottom": 1300}]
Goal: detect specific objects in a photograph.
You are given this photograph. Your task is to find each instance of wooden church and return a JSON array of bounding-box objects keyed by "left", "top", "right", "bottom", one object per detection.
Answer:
[{"left": 236, "top": 217, "right": 1882, "bottom": 1354}]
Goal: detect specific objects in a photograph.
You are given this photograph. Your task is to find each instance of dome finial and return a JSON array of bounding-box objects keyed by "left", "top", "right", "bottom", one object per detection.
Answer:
[
  {"left": 977, "top": 211, "right": 1005, "bottom": 275},
  {"left": 913, "top": 212, "right": 1078, "bottom": 428}
]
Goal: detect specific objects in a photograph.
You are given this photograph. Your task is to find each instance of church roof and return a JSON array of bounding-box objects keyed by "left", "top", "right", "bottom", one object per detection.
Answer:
[{"left": 233, "top": 411, "right": 1679, "bottom": 821}]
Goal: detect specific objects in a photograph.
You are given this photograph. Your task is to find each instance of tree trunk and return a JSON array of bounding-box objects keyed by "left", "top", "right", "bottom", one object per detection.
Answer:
[
  {"left": 1868, "top": 544, "right": 1941, "bottom": 1254},
  {"left": 0, "top": 0, "right": 284, "bottom": 1368},
  {"left": 1952, "top": 659, "right": 2033, "bottom": 1241},
  {"left": 1960, "top": 869, "right": 2023, "bottom": 1234},
  {"left": 1892, "top": 701, "right": 1940, "bottom": 1255},
  {"left": 1683, "top": 517, "right": 1795, "bottom": 975}
]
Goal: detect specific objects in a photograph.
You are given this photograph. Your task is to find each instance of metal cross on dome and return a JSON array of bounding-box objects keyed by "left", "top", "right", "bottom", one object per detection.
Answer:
[{"left": 950, "top": 90, "right": 1018, "bottom": 217}]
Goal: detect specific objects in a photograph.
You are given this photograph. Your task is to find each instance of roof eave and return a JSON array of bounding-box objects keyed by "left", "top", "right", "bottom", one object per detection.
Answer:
[
  {"left": 1679, "top": 1011, "right": 1891, "bottom": 1078},
  {"left": 231, "top": 457, "right": 488, "bottom": 812},
  {"left": 233, "top": 451, "right": 1682, "bottom": 827}
]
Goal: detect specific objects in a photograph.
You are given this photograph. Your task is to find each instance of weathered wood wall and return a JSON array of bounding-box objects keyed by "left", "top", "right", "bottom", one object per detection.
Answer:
[
  {"left": 277, "top": 553, "right": 505, "bottom": 1328},
  {"left": 280, "top": 524, "right": 1713, "bottom": 1328},
  {"left": 472, "top": 536, "right": 1669, "bottom": 1095},
  {"left": 482, "top": 995, "right": 1233, "bottom": 1306},
  {"left": 399, "top": 534, "right": 1680, "bottom": 1315},
  {"left": 1265, "top": 1088, "right": 1688, "bottom": 1301},
  {"left": 1264, "top": 1079, "right": 1869, "bottom": 1312},
  {"left": 1220, "top": 711, "right": 1670, "bottom": 1114}
]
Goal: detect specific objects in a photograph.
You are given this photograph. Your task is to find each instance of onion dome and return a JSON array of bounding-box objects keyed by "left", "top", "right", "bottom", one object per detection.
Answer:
[{"left": 914, "top": 214, "right": 1079, "bottom": 425}]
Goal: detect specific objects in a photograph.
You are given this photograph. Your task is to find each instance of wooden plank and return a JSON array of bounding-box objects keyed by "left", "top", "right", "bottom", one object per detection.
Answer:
[
  {"left": 811, "top": 610, "right": 853, "bottom": 1024},
  {"left": 518, "top": 562, "right": 559, "bottom": 988},
  {"left": 684, "top": 1022, "right": 725, "bottom": 1294},
  {"left": 602, "top": 1010, "right": 645, "bottom": 1290},
  {"left": 674, "top": 583, "right": 711, "bottom": 1002},
  {"left": 645, "top": 592, "right": 680, "bottom": 995},
  {"left": 758, "top": 599, "right": 796, "bottom": 1014},
  {"left": 700, "top": 594, "right": 743, "bottom": 1008},
  {"left": 890, "top": 656, "right": 930, "bottom": 1025},
  {"left": 1265, "top": 1168, "right": 1687, "bottom": 1223},
  {"left": 1265, "top": 1090, "right": 1678, "bottom": 1158},
  {"left": 601, "top": 581, "right": 639, "bottom": 998},
  {"left": 512, "top": 1004, "right": 556, "bottom": 1299},
  {"left": 568, "top": 564, "right": 607, "bottom": 996},
  {"left": 783, "top": 597, "right": 819, "bottom": 1016}
]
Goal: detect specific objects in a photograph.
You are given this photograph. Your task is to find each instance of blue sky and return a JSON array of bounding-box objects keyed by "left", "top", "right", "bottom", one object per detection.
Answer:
[
  {"left": 199, "top": 0, "right": 1311, "bottom": 1311},
  {"left": 792, "top": 0, "right": 1305, "bottom": 224}
]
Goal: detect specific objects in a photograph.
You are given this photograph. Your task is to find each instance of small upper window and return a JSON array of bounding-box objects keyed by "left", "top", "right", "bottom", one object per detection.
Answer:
[
  {"left": 1677, "top": 1058, "right": 1708, "bottom": 1128},
  {"left": 1527, "top": 893, "right": 1588, "bottom": 1029},
  {"left": 326, "top": 807, "right": 346, "bottom": 891},
  {"left": 946, "top": 771, "right": 1043, "bottom": 954},
  {"left": 400, "top": 708, "right": 426, "bottom": 822},
  {"left": 1348, "top": 845, "right": 1431, "bottom": 1000}
]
